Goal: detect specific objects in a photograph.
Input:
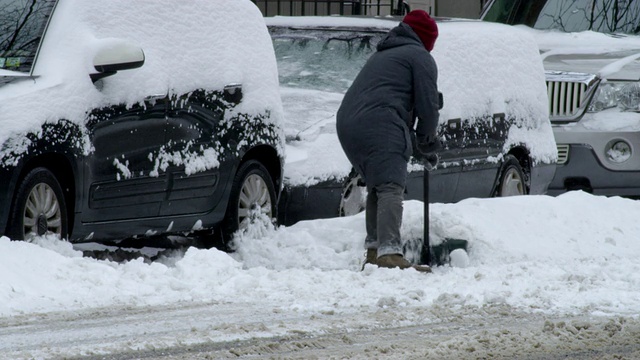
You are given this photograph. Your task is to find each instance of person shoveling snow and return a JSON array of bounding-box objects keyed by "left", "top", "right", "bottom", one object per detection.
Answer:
[{"left": 336, "top": 10, "right": 440, "bottom": 272}]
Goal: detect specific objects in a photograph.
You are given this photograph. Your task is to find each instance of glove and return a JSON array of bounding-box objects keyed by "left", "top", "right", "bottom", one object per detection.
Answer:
[
  {"left": 422, "top": 152, "right": 439, "bottom": 171},
  {"left": 412, "top": 133, "right": 439, "bottom": 156},
  {"left": 412, "top": 133, "right": 440, "bottom": 171}
]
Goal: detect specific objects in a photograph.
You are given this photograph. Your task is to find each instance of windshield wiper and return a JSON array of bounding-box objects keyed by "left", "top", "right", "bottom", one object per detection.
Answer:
[
  {"left": 0, "top": 69, "right": 31, "bottom": 77},
  {"left": 0, "top": 69, "right": 35, "bottom": 87}
]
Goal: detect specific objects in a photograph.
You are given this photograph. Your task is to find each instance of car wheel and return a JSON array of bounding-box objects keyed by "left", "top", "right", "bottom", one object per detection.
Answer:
[
  {"left": 339, "top": 170, "right": 367, "bottom": 216},
  {"left": 8, "top": 167, "right": 69, "bottom": 240},
  {"left": 496, "top": 155, "right": 528, "bottom": 197},
  {"left": 223, "top": 160, "right": 277, "bottom": 238}
]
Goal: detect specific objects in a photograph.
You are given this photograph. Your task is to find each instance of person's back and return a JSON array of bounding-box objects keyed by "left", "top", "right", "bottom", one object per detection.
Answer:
[
  {"left": 336, "top": 19, "right": 439, "bottom": 190},
  {"left": 338, "top": 22, "right": 436, "bottom": 136}
]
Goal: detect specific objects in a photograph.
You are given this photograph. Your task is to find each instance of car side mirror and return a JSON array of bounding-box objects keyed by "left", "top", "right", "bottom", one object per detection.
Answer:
[
  {"left": 438, "top": 92, "right": 444, "bottom": 110},
  {"left": 90, "top": 42, "right": 145, "bottom": 83}
]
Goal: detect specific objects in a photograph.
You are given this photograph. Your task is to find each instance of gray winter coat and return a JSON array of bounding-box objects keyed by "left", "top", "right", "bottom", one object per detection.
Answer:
[{"left": 336, "top": 22, "right": 439, "bottom": 188}]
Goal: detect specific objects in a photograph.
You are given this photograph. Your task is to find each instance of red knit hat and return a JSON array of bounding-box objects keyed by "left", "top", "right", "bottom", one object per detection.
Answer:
[{"left": 402, "top": 10, "right": 438, "bottom": 52}]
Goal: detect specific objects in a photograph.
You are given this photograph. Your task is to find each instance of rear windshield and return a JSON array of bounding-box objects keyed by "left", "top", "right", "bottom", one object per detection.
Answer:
[
  {"left": 0, "top": 0, "right": 56, "bottom": 73},
  {"left": 270, "top": 27, "right": 385, "bottom": 93},
  {"left": 483, "top": 0, "right": 640, "bottom": 34}
]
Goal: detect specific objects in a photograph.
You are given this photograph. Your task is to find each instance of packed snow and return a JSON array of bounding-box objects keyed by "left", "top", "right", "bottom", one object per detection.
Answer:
[{"left": 2, "top": 191, "right": 640, "bottom": 320}]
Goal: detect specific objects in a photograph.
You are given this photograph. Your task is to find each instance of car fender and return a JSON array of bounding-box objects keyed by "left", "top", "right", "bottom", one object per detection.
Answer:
[{"left": 0, "top": 120, "right": 84, "bottom": 237}]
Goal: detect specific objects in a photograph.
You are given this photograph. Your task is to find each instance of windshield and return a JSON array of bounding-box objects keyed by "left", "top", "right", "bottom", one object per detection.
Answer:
[
  {"left": 0, "top": 0, "right": 56, "bottom": 73},
  {"left": 483, "top": 0, "right": 640, "bottom": 34},
  {"left": 270, "top": 28, "right": 384, "bottom": 93}
]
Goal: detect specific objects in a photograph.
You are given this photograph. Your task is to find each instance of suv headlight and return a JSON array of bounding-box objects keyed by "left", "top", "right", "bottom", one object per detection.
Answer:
[{"left": 588, "top": 81, "right": 640, "bottom": 112}]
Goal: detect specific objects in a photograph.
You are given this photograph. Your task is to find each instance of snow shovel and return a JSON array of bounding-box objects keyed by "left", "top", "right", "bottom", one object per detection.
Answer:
[{"left": 419, "top": 153, "right": 469, "bottom": 267}]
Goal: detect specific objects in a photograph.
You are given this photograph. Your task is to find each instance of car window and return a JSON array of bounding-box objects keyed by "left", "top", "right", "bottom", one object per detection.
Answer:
[
  {"left": 270, "top": 29, "right": 384, "bottom": 93},
  {"left": 0, "top": 0, "right": 56, "bottom": 73},
  {"left": 484, "top": 0, "right": 640, "bottom": 34},
  {"left": 481, "top": 0, "right": 520, "bottom": 24}
]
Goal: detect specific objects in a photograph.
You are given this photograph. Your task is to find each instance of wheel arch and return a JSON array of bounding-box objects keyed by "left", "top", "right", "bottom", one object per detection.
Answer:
[
  {"left": 1, "top": 119, "right": 84, "bottom": 237},
  {"left": 239, "top": 144, "right": 283, "bottom": 194},
  {"left": 211, "top": 145, "right": 281, "bottom": 245},
  {"left": 13, "top": 153, "right": 77, "bottom": 236},
  {"left": 506, "top": 145, "right": 532, "bottom": 184},
  {"left": 492, "top": 146, "right": 532, "bottom": 196}
]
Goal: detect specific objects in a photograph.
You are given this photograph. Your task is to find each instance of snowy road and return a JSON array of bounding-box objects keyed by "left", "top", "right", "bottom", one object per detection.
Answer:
[{"left": 3, "top": 302, "right": 640, "bottom": 359}]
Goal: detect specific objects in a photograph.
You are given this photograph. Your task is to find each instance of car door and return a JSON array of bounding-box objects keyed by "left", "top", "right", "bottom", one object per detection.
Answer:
[
  {"left": 406, "top": 120, "right": 463, "bottom": 203},
  {"left": 82, "top": 97, "right": 168, "bottom": 223},
  {"left": 453, "top": 112, "right": 508, "bottom": 200},
  {"left": 159, "top": 89, "right": 227, "bottom": 217},
  {"left": 431, "top": 119, "right": 465, "bottom": 202}
]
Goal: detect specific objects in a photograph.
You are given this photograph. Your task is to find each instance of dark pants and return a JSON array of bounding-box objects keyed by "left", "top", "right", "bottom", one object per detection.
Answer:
[{"left": 364, "top": 182, "right": 404, "bottom": 257}]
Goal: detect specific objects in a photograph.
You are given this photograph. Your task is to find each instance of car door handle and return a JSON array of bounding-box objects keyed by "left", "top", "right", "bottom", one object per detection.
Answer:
[
  {"left": 144, "top": 94, "right": 166, "bottom": 101},
  {"left": 223, "top": 83, "right": 243, "bottom": 104}
]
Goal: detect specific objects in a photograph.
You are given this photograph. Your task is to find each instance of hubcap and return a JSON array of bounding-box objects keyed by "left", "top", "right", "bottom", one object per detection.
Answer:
[
  {"left": 238, "top": 174, "right": 272, "bottom": 229},
  {"left": 500, "top": 168, "right": 524, "bottom": 197},
  {"left": 23, "top": 183, "right": 62, "bottom": 239}
]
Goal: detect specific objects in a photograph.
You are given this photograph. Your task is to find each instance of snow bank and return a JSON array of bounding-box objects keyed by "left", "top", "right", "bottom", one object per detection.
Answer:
[{"left": 2, "top": 192, "right": 640, "bottom": 318}]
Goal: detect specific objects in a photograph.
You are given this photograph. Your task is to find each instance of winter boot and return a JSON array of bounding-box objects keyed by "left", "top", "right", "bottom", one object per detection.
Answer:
[
  {"left": 376, "top": 254, "right": 432, "bottom": 273},
  {"left": 361, "top": 249, "right": 378, "bottom": 270}
]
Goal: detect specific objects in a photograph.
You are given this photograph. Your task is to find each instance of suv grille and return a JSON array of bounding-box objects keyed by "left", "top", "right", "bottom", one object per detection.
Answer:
[
  {"left": 547, "top": 81, "right": 587, "bottom": 117},
  {"left": 557, "top": 144, "right": 569, "bottom": 165},
  {"left": 545, "top": 72, "right": 599, "bottom": 122}
]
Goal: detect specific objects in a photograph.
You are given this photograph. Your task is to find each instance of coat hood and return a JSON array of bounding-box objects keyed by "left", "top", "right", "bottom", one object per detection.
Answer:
[{"left": 376, "top": 23, "right": 424, "bottom": 52}]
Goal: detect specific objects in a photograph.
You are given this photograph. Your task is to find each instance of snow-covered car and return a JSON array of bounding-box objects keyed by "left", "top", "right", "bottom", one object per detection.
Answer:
[
  {"left": 0, "top": 0, "right": 284, "bottom": 243},
  {"left": 267, "top": 16, "right": 557, "bottom": 225},
  {"left": 482, "top": 0, "right": 640, "bottom": 197}
]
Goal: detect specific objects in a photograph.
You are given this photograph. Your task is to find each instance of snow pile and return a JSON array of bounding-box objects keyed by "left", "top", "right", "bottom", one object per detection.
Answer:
[{"left": 2, "top": 192, "right": 640, "bottom": 318}]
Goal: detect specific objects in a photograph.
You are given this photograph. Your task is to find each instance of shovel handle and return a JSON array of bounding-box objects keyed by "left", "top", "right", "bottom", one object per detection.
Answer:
[{"left": 421, "top": 168, "right": 431, "bottom": 266}]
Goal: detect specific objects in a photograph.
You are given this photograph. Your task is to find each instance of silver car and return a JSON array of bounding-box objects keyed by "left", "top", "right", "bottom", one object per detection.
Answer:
[{"left": 483, "top": 0, "right": 640, "bottom": 197}]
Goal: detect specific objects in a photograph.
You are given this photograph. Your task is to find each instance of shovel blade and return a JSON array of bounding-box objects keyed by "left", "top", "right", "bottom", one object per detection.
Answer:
[{"left": 429, "top": 238, "right": 468, "bottom": 266}]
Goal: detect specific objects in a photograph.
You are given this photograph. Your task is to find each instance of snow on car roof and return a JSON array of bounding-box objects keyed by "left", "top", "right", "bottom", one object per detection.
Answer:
[
  {"left": 515, "top": 25, "right": 640, "bottom": 81},
  {"left": 264, "top": 14, "right": 479, "bottom": 28},
  {"left": 516, "top": 25, "right": 640, "bottom": 53},
  {"left": 265, "top": 15, "right": 400, "bottom": 29},
  {"left": 0, "top": 0, "right": 283, "bottom": 163}
]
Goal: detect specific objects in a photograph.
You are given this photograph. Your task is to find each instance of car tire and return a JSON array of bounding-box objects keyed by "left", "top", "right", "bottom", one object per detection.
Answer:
[
  {"left": 222, "top": 160, "right": 277, "bottom": 240},
  {"left": 496, "top": 155, "right": 528, "bottom": 197},
  {"left": 7, "top": 167, "right": 69, "bottom": 240},
  {"left": 339, "top": 170, "right": 367, "bottom": 217}
]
